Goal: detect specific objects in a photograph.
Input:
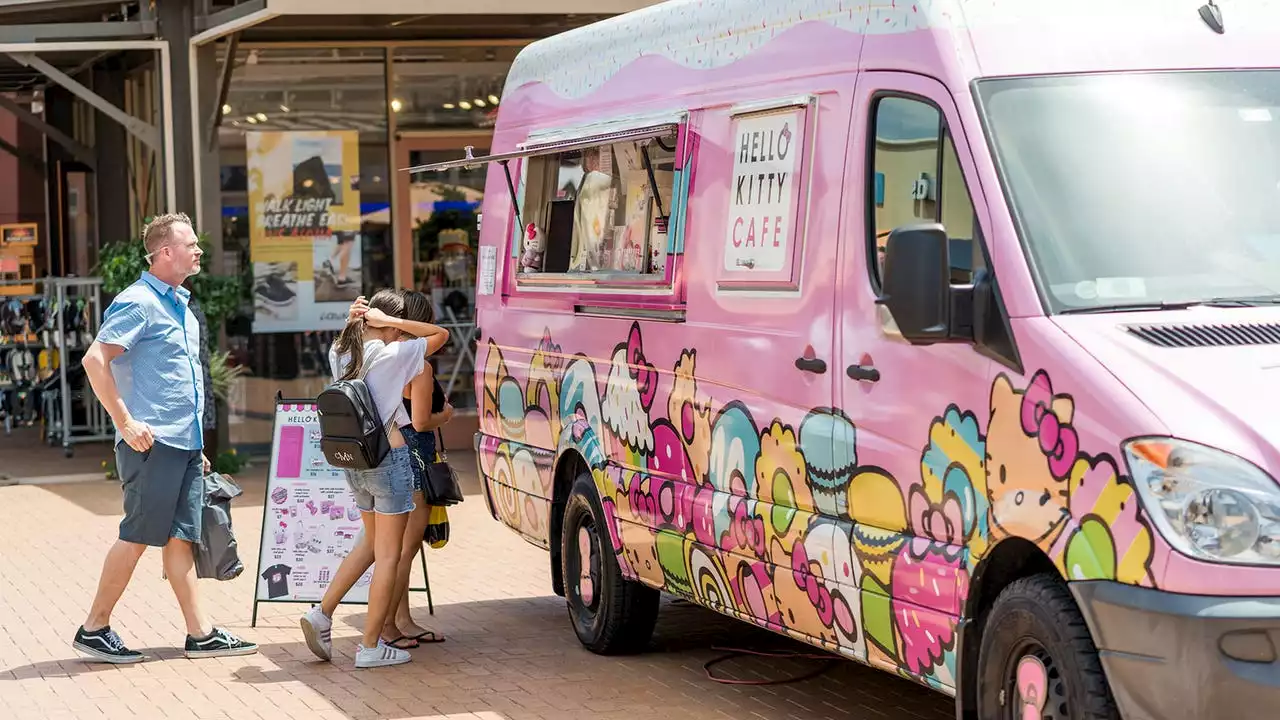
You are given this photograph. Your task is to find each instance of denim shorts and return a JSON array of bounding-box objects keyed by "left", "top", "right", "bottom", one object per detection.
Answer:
[
  {"left": 343, "top": 445, "right": 415, "bottom": 515},
  {"left": 401, "top": 426, "right": 437, "bottom": 494}
]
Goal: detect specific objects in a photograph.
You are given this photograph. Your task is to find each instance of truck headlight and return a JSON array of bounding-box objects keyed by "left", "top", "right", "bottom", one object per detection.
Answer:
[{"left": 1124, "top": 438, "right": 1280, "bottom": 565}]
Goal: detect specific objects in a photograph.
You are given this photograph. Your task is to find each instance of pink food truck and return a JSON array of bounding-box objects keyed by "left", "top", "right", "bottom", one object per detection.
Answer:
[{"left": 409, "top": 1, "right": 1280, "bottom": 717}]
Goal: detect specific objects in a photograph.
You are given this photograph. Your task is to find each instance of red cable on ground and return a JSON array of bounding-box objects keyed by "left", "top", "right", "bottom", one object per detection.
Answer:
[{"left": 703, "top": 644, "right": 840, "bottom": 686}]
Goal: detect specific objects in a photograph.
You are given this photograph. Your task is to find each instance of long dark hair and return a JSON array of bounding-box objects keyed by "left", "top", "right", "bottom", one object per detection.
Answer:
[
  {"left": 401, "top": 290, "right": 434, "bottom": 325},
  {"left": 333, "top": 288, "right": 405, "bottom": 381},
  {"left": 401, "top": 290, "right": 440, "bottom": 373}
]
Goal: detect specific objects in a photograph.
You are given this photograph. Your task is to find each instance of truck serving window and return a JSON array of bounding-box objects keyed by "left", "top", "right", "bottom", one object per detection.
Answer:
[
  {"left": 404, "top": 119, "right": 687, "bottom": 297},
  {"left": 519, "top": 133, "right": 677, "bottom": 278}
]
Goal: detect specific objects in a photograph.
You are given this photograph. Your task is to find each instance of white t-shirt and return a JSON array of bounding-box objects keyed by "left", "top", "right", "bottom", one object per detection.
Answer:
[{"left": 328, "top": 337, "right": 427, "bottom": 429}]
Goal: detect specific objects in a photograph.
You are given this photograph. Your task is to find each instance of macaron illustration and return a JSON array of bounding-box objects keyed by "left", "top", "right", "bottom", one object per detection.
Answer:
[{"left": 799, "top": 409, "right": 859, "bottom": 518}]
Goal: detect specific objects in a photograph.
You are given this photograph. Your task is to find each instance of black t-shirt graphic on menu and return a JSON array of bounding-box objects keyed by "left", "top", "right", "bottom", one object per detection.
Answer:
[{"left": 262, "top": 564, "right": 292, "bottom": 599}]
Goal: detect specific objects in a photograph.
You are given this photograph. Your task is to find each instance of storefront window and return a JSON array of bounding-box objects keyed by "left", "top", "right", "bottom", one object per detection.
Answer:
[
  {"left": 390, "top": 45, "right": 513, "bottom": 411},
  {"left": 390, "top": 45, "right": 516, "bottom": 132},
  {"left": 218, "top": 46, "right": 391, "bottom": 447}
]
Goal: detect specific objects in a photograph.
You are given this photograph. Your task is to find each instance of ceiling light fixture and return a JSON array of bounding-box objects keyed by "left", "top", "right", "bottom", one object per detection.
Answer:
[
  {"left": 246, "top": 116, "right": 258, "bottom": 124},
  {"left": 279, "top": 104, "right": 290, "bottom": 113},
  {"left": 488, "top": 94, "right": 500, "bottom": 105},
  {"left": 474, "top": 98, "right": 487, "bottom": 108},
  {"left": 390, "top": 98, "right": 403, "bottom": 112},
  {"left": 442, "top": 103, "right": 456, "bottom": 109},
  {"left": 222, "top": 104, "right": 232, "bottom": 115},
  {"left": 255, "top": 112, "right": 268, "bottom": 121},
  {"left": 458, "top": 100, "right": 472, "bottom": 110}
]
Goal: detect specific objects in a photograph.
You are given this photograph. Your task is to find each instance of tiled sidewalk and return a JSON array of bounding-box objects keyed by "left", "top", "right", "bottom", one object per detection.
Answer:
[{"left": 0, "top": 462, "right": 953, "bottom": 720}]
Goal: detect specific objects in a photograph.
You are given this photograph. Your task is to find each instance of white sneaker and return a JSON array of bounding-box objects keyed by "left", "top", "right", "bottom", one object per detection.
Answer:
[
  {"left": 300, "top": 606, "right": 332, "bottom": 661},
  {"left": 354, "top": 640, "right": 411, "bottom": 669}
]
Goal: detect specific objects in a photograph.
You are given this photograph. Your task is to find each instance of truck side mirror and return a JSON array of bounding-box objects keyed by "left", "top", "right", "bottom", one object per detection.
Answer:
[{"left": 876, "top": 223, "right": 954, "bottom": 345}]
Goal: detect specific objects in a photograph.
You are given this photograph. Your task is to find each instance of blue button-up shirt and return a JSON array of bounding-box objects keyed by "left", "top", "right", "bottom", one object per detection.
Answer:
[{"left": 96, "top": 271, "right": 205, "bottom": 451}]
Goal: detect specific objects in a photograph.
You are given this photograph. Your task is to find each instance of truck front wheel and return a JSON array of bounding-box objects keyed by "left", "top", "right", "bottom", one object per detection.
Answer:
[{"left": 977, "top": 573, "right": 1120, "bottom": 720}]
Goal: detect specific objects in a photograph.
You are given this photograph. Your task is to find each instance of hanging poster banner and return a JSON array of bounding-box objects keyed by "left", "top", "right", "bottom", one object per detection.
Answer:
[
  {"left": 246, "top": 130, "right": 364, "bottom": 333},
  {"left": 251, "top": 396, "right": 433, "bottom": 626}
]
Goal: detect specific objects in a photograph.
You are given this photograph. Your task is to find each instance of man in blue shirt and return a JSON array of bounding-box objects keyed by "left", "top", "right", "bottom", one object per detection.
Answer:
[{"left": 72, "top": 213, "right": 258, "bottom": 664}]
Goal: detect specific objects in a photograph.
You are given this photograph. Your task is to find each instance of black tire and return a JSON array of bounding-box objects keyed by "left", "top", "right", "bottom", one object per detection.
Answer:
[
  {"left": 561, "top": 470, "right": 660, "bottom": 655},
  {"left": 977, "top": 573, "right": 1120, "bottom": 720}
]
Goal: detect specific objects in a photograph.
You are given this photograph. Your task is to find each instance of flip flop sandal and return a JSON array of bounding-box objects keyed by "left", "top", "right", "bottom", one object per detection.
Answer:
[
  {"left": 410, "top": 630, "right": 445, "bottom": 643},
  {"left": 384, "top": 636, "right": 419, "bottom": 650}
]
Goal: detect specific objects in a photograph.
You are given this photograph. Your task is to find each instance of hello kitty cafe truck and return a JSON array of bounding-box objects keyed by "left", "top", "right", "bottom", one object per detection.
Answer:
[{"left": 407, "top": 2, "right": 1280, "bottom": 718}]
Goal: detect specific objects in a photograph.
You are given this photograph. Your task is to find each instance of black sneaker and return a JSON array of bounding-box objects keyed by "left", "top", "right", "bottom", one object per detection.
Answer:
[
  {"left": 72, "top": 625, "right": 145, "bottom": 664},
  {"left": 254, "top": 273, "right": 296, "bottom": 306},
  {"left": 184, "top": 627, "right": 259, "bottom": 659}
]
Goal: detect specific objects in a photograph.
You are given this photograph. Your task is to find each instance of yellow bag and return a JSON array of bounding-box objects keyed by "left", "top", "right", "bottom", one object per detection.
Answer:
[{"left": 424, "top": 505, "right": 449, "bottom": 549}]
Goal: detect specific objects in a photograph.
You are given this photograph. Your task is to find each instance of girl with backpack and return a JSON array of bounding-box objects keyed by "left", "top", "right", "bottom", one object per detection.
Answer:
[{"left": 302, "top": 289, "right": 449, "bottom": 669}]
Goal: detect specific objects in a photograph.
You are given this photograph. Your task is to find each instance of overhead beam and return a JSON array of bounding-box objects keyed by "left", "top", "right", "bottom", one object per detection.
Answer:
[
  {"left": 196, "top": 0, "right": 268, "bottom": 32},
  {"left": 0, "top": 134, "right": 44, "bottom": 173},
  {"left": 8, "top": 50, "right": 160, "bottom": 149},
  {"left": 191, "top": 3, "right": 275, "bottom": 46},
  {"left": 0, "top": 21, "right": 156, "bottom": 44},
  {"left": 205, "top": 31, "right": 239, "bottom": 152},
  {"left": 0, "top": 92, "right": 95, "bottom": 169}
]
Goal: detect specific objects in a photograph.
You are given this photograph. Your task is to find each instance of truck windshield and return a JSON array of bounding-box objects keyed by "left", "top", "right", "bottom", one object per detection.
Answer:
[{"left": 976, "top": 71, "right": 1280, "bottom": 313}]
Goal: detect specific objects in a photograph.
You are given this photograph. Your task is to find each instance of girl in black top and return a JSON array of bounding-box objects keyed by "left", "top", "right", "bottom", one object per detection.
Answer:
[{"left": 387, "top": 290, "right": 453, "bottom": 647}]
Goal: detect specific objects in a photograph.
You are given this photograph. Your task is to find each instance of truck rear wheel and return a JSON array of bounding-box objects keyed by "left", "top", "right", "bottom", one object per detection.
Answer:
[
  {"left": 977, "top": 573, "right": 1120, "bottom": 720},
  {"left": 562, "top": 470, "right": 659, "bottom": 655}
]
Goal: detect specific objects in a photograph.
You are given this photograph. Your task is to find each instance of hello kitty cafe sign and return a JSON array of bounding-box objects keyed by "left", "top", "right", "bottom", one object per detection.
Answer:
[{"left": 724, "top": 107, "right": 803, "bottom": 273}]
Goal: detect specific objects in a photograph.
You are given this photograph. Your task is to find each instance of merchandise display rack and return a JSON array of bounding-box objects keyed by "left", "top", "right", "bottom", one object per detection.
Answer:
[{"left": 0, "top": 276, "right": 112, "bottom": 455}]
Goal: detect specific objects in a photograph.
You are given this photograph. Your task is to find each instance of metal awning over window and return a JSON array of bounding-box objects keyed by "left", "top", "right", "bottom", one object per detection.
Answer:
[
  {"left": 401, "top": 117, "right": 684, "bottom": 229},
  {"left": 401, "top": 121, "right": 681, "bottom": 174}
]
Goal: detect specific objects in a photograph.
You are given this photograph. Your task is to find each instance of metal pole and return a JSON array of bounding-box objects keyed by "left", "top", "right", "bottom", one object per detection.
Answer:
[
  {"left": 57, "top": 281, "right": 71, "bottom": 453},
  {"left": 159, "top": 42, "right": 177, "bottom": 212}
]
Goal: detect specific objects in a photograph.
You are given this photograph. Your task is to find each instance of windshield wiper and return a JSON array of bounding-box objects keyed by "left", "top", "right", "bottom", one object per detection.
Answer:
[
  {"left": 1059, "top": 298, "right": 1258, "bottom": 315},
  {"left": 1228, "top": 296, "right": 1280, "bottom": 306}
]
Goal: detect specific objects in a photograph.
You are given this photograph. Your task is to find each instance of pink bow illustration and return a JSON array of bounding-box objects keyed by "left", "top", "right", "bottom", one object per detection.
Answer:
[
  {"left": 626, "top": 324, "right": 659, "bottom": 411},
  {"left": 790, "top": 541, "right": 835, "bottom": 626},
  {"left": 627, "top": 479, "right": 658, "bottom": 525},
  {"left": 1020, "top": 371, "right": 1079, "bottom": 480},
  {"left": 727, "top": 500, "right": 766, "bottom": 558}
]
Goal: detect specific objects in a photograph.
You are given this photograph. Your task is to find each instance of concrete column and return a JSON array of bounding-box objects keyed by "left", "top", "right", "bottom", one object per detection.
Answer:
[
  {"left": 93, "top": 60, "right": 131, "bottom": 249},
  {"left": 194, "top": 41, "right": 223, "bottom": 274},
  {"left": 43, "top": 85, "right": 74, "bottom": 277},
  {"left": 157, "top": 0, "right": 196, "bottom": 216}
]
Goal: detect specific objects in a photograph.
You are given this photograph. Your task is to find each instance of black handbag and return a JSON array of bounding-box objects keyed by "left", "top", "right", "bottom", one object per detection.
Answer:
[{"left": 423, "top": 429, "right": 464, "bottom": 506}]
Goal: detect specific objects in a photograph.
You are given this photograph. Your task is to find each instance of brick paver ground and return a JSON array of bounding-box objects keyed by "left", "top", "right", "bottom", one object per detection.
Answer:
[{"left": 0, "top": 454, "right": 954, "bottom": 720}]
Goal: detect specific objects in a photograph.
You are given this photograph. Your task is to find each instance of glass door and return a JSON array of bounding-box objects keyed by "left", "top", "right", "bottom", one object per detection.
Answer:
[{"left": 394, "top": 133, "right": 491, "bottom": 413}]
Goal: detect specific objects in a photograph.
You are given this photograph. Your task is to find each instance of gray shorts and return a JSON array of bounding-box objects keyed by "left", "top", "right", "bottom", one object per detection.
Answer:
[
  {"left": 343, "top": 445, "right": 415, "bottom": 515},
  {"left": 117, "top": 441, "right": 203, "bottom": 547}
]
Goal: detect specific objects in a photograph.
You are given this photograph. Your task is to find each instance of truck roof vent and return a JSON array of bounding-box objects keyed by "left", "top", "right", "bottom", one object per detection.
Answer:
[{"left": 1125, "top": 322, "right": 1280, "bottom": 348}]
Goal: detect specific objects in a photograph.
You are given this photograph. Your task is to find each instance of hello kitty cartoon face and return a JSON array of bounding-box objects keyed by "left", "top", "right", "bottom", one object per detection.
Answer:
[
  {"left": 985, "top": 372, "right": 1076, "bottom": 548},
  {"left": 524, "top": 223, "right": 544, "bottom": 252}
]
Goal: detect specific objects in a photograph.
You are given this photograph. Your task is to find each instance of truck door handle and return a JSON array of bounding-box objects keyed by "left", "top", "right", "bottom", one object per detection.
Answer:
[
  {"left": 847, "top": 364, "right": 881, "bottom": 383},
  {"left": 795, "top": 357, "right": 827, "bottom": 374}
]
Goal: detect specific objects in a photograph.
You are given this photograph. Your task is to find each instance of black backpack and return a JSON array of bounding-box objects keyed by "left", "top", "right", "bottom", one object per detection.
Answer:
[{"left": 317, "top": 371, "right": 392, "bottom": 471}]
